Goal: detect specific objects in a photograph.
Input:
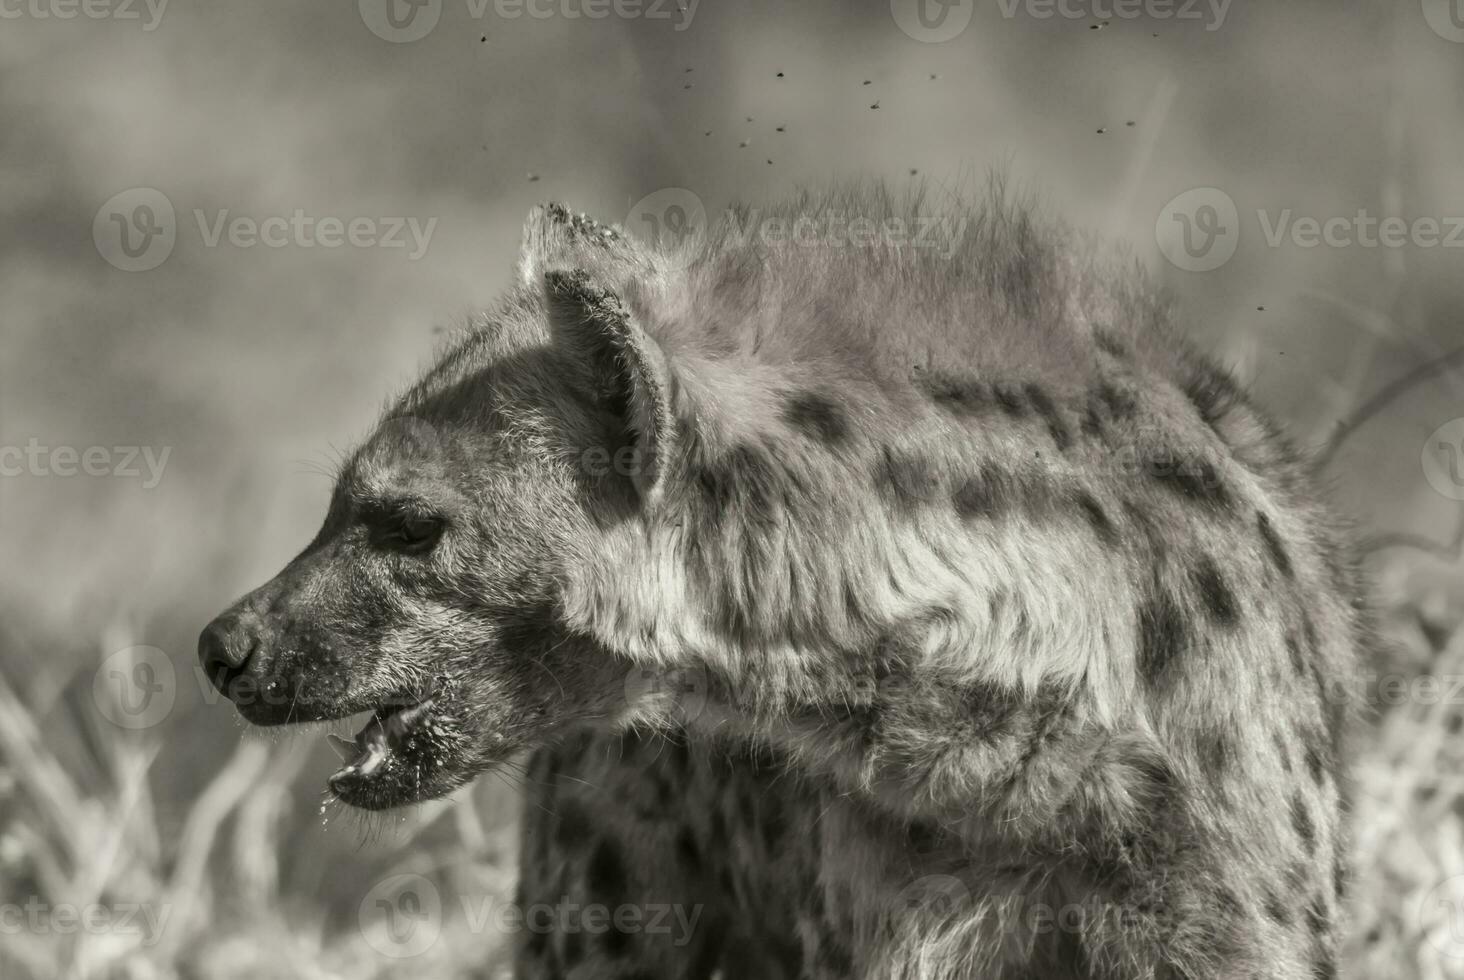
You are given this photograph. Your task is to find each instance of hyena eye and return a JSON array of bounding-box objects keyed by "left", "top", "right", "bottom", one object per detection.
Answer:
[{"left": 372, "top": 513, "right": 445, "bottom": 555}]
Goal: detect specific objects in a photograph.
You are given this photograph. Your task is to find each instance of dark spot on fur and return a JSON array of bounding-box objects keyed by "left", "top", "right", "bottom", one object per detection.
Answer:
[
  {"left": 554, "top": 799, "right": 593, "bottom": 851},
  {"left": 1080, "top": 401, "right": 1105, "bottom": 438},
  {"left": 1213, "top": 886, "right": 1246, "bottom": 920},
  {"left": 1149, "top": 453, "right": 1231, "bottom": 509},
  {"left": 709, "top": 807, "right": 728, "bottom": 850},
  {"left": 760, "top": 792, "right": 787, "bottom": 851},
  {"left": 816, "top": 934, "right": 856, "bottom": 975},
  {"left": 1305, "top": 896, "right": 1330, "bottom": 938},
  {"left": 1024, "top": 383, "right": 1071, "bottom": 451},
  {"left": 587, "top": 840, "right": 628, "bottom": 897},
  {"left": 1314, "top": 953, "right": 1338, "bottom": 980},
  {"left": 526, "top": 920, "right": 549, "bottom": 957},
  {"left": 695, "top": 442, "right": 783, "bottom": 529},
  {"left": 906, "top": 820, "right": 945, "bottom": 854},
  {"left": 1257, "top": 511, "right": 1294, "bottom": 579},
  {"left": 1181, "top": 361, "right": 1244, "bottom": 428},
  {"left": 562, "top": 924, "right": 587, "bottom": 965},
  {"left": 1094, "top": 327, "right": 1128, "bottom": 358},
  {"left": 600, "top": 918, "right": 631, "bottom": 957},
  {"left": 1137, "top": 590, "right": 1188, "bottom": 684},
  {"left": 1286, "top": 633, "right": 1307, "bottom": 677},
  {"left": 875, "top": 446, "right": 942, "bottom": 512},
  {"left": 1264, "top": 890, "right": 1292, "bottom": 926},
  {"left": 783, "top": 391, "right": 850, "bottom": 445},
  {"left": 1301, "top": 613, "right": 1320, "bottom": 657},
  {"left": 993, "top": 383, "right": 1027, "bottom": 416},
  {"left": 1333, "top": 854, "right": 1347, "bottom": 901},
  {"left": 953, "top": 467, "right": 1001, "bottom": 520},
  {"left": 676, "top": 828, "right": 701, "bottom": 871},
  {"left": 1202, "top": 730, "right": 1233, "bottom": 777},
  {"left": 1191, "top": 555, "right": 1240, "bottom": 626},
  {"left": 918, "top": 373, "right": 988, "bottom": 416},
  {"left": 1274, "top": 732, "right": 1293, "bottom": 773},
  {"left": 1073, "top": 491, "right": 1117, "bottom": 543},
  {"left": 1292, "top": 794, "right": 1317, "bottom": 854},
  {"left": 963, "top": 682, "right": 1019, "bottom": 739},
  {"left": 1097, "top": 380, "right": 1138, "bottom": 419},
  {"left": 1304, "top": 744, "right": 1326, "bottom": 785}
]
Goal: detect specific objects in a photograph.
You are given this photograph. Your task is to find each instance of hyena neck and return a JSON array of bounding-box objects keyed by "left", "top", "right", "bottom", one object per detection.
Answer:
[{"left": 558, "top": 374, "right": 1142, "bottom": 823}]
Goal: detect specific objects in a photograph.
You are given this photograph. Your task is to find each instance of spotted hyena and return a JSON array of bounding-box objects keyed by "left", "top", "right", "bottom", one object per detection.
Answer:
[{"left": 199, "top": 187, "right": 1366, "bottom": 979}]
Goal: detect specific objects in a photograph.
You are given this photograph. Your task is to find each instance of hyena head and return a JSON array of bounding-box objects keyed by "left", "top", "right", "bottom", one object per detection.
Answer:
[{"left": 198, "top": 204, "right": 688, "bottom": 810}]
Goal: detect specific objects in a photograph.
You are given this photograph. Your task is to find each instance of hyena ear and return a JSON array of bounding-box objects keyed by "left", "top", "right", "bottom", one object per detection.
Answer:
[
  {"left": 518, "top": 202, "right": 640, "bottom": 287},
  {"left": 544, "top": 267, "right": 677, "bottom": 507}
]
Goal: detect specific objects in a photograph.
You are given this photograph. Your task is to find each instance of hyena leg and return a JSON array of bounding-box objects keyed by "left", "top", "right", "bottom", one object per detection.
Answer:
[{"left": 511, "top": 730, "right": 733, "bottom": 980}]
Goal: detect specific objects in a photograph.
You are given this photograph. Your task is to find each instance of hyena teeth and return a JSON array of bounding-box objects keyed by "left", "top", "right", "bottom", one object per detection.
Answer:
[{"left": 325, "top": 733, "right": 356, "bottom": 762}]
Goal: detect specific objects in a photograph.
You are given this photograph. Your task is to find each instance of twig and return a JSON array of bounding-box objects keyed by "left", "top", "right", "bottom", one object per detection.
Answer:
[{"left": 1317, "top": 342, "right": 1464, "bottom": 470}]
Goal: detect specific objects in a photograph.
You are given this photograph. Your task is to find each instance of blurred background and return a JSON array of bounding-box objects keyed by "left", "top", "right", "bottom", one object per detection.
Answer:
[{"left": 2, "top": 0, "right": 1464, "bottom": 976}]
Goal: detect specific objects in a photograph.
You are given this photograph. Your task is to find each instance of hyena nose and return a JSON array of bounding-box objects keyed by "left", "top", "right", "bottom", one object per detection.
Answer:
[{"left": 197, "top": 613, "right": 259, "bottom": 698}]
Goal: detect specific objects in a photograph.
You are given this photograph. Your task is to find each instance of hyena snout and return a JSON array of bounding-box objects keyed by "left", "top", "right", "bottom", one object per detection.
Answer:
[
  {"left": 197, "top": 580, "right": 362, "bottom": 726},
  {"left": 197, "top": 607, "right": 258, "bottom": 697}
]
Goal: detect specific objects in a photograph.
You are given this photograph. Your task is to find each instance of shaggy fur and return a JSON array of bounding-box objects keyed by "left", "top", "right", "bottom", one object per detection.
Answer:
[{"left": 199, "top": 185, "right": 1367, "bottom": 979}]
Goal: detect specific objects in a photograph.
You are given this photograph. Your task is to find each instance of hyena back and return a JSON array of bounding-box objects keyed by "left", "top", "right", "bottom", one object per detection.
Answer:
[{"left": 199, "top": 187, "right": 1365, "bottom": 979}]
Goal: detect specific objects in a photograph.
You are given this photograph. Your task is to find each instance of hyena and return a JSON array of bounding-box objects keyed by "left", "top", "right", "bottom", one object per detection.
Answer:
[{"left": 199, "top": 186, "right": 1366, "bottom": 979}]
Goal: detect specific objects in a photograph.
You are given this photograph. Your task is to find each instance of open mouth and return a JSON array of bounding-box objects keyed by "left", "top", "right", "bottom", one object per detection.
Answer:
[{"left": 325, "top": 691, "right": 443, "bottom": 801}]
